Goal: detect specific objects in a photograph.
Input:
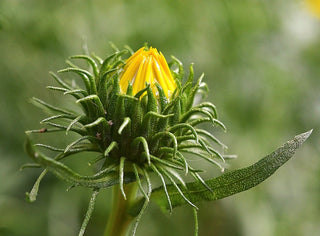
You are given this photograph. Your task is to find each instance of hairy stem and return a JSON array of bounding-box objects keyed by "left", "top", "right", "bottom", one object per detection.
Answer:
[{"left": 104, "top": 183, "right": 138, "bottom": 236}]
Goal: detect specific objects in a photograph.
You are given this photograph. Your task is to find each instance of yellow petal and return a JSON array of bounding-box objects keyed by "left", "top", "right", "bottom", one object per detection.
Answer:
[{"left": 119, "top": 46, "right": 176, "bottom": 99}]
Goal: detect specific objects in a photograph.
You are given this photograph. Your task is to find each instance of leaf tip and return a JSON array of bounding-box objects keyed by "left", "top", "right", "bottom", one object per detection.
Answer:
[
  {"left": 295, "top": 129, "right": 313, "bottom": 144},
  {"left": 25, "top": 192, "right": 36, "bottom": 203}
]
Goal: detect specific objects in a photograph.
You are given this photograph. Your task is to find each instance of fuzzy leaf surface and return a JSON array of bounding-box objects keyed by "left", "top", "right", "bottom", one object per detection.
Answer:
[{"left": 151, "top": 130, "right": 312, "bottom": 211}]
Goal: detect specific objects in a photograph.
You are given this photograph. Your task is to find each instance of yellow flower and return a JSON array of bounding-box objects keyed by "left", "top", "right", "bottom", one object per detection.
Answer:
[
  {"left": 119, "top": 47, "right": 176, "bottom": 98},
  {"left": 305, "top": 0, "right": 320, "bottom": 18}
]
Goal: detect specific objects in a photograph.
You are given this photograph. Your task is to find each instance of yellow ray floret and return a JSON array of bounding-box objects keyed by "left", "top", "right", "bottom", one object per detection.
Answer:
[{"left": 119, "top": 47, "right": 177, "bottom": 98}]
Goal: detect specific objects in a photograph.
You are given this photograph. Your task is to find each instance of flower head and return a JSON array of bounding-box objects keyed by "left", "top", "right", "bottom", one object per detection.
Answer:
[
  {"left": 119, "top": 47, "right": 176, "bottom": 98},
  {"left": 25, "top": 45, "right": 227, "bottom": 236}
]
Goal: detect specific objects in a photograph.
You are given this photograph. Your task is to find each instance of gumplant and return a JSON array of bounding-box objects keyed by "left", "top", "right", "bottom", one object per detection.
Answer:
[{"left": 24, "top": 45, "right": 312, "bottom": 236}]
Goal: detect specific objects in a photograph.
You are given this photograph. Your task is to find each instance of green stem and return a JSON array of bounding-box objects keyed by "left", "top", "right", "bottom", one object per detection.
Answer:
[{"left": 104, "top": 183, "right": 138, "bottom": 236}]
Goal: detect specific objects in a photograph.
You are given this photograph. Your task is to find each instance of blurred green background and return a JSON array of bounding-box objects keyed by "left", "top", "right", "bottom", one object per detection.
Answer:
[{"left": 0, "top": 0, "right": 319, "bottom": 235}]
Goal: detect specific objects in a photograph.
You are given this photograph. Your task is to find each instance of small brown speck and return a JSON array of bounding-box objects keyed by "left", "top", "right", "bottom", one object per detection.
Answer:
[
  {"left": 39, "top": 128, "right": 47, "bottom": 133},
  {"left": 96, "top": 132, "right": 101, "bottom": 140}
]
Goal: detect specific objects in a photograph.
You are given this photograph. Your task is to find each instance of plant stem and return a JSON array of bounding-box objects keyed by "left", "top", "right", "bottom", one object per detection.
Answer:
[{"left": 104, "top": 183, "right": 138, "bottom": 236}]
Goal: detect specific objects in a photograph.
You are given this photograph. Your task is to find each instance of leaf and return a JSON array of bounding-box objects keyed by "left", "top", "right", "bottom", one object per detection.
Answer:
[
  {"left": 25, "top": 169, "right": 48, "bottom": 202},
  {"left": 151, "top": 130, "right": 312, "bottom": 211},
  {"left": 78, "top": 190, "right": 100, "bottom": 236},
  {"left": 25, "top": 135, "right": 136, "bottom": 189}
]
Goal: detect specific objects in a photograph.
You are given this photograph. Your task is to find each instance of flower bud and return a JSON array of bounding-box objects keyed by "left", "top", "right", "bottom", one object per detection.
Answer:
[
  {"left": 119, "top": 47, "right": 176, "bottom": 98},
  {"left": 25, "top": 45, "right": 228, "bottom": 235}
]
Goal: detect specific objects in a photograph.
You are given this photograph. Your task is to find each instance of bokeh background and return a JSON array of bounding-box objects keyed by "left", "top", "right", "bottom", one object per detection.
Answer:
[{"left": 0, "top": 0, "right": 319, "bottom": 235}]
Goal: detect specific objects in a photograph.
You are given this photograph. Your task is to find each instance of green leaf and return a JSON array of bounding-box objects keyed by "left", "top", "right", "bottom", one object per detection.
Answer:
[
  {"left": 58, "top": 67, "right": 92, "bottom": 93},
  {"left": 151, "top": 130, "right": 312, "bottom": 211},
  {"left": 31, "top": 97, "right": 75, "bottom": 116},
  {"left": 155, "top": 82, "right": 168, "bottom": 112},
  {"left": 69, "top": 55, "right": 99, "bottom": 80},
  {"left": 25, "top": 135, "right": 136, "bottom": 189},
  {"left": 25, "top": 169, "right": 48, "bottom": 202},
  {"left": 78, "top": 190, "right": 100, "bottom": 236}
]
